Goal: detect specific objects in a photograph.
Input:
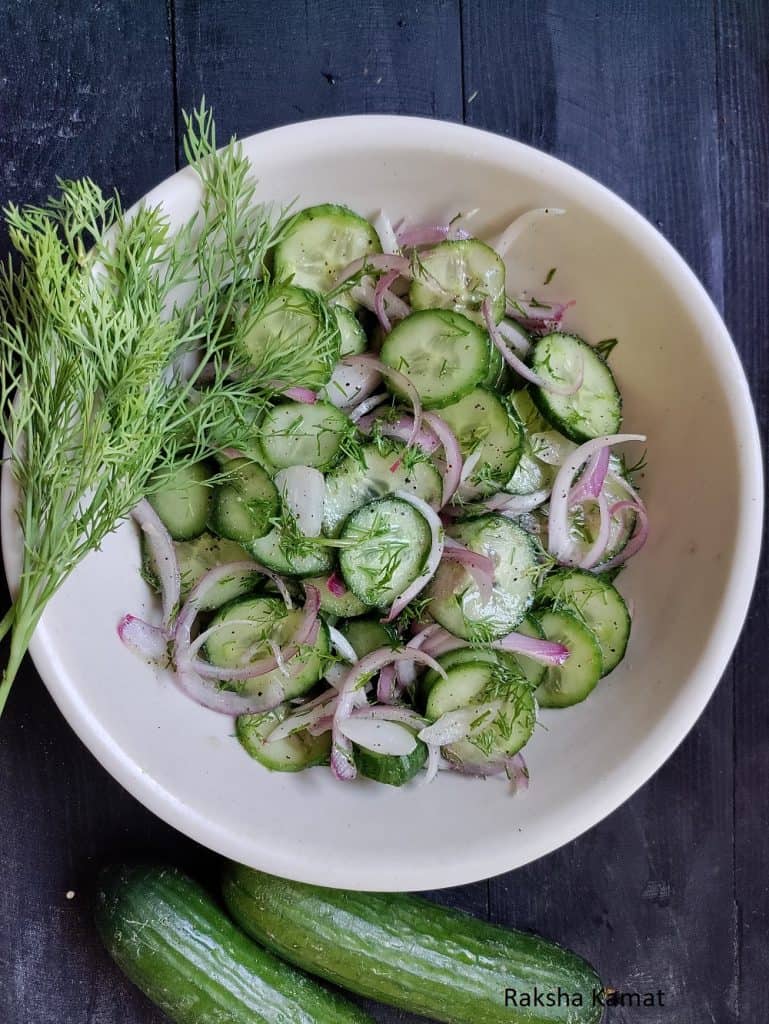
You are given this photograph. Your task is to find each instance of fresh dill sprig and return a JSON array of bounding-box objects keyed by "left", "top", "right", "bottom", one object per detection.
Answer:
[{"left": 0, "top": 101, "right": 331, "bottom": 715}]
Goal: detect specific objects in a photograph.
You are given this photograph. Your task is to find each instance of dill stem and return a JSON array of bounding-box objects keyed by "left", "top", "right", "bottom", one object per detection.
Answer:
[{"left": 0, "top": 601, "right": 42, "bottom": 717}]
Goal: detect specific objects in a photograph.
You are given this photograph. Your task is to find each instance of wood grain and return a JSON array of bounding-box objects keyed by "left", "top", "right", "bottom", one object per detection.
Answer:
[{"left": 0, "top": 0, "right": 766, "bottom": 1021}]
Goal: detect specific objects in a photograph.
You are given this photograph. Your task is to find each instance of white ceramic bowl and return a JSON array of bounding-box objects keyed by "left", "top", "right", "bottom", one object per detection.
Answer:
[{"left": 3, "top": 116, "right": 762, "bottom": 891}]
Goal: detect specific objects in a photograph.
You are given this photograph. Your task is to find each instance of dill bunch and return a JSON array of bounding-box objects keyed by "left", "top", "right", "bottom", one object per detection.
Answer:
[{"left": 0, "top": 102, "right": 337, "bottom": 715}]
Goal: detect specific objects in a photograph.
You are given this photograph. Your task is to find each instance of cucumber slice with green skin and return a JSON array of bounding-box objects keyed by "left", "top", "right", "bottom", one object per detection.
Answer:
[
  {"left": 147, "top": 461, "right": 212, "bottom": 541},
  {"left": 535, "top": 568, "right": 631, "bottom": 676},
  {"left": 438, "top": 388, "right": 523, "bottom": 499},
  {"left": 205, "top": 596, "right": 330, "bottom": 700},
  {"left": 306, "top": 574, "right": 368, "bottom": 618},
  {"left": 236, "top": 284, "right": 340, "bottom": 389},
  {"left": 531, "top": 333, "right": 622, "bottom": 442},
  {"left": 258, "top": 400, "right": 350, "bottom": 471},
  {"left": 481, "top": 340, "right": 509, "bottom": 390},
  {"left": 142, "top": 532, "right": 256, "bottom": 608},
  {"left": 323, "top": 441, "right": 442, "bottom": 536},
  {"left": 533, "top": 608, "right": 602, "bottom": 708},
  {"left": 96, "top": 865, "right": 371, "bottom": 1024},
  {"left": 420, "top": 614, "right": 546, "bottom": 695},
  {"left": 339, "top": 497, "right": 431, "bottom": 608},
  {"left": 248, "top": 527, "right": 333, "bottom": 578},
  {"left": 223, "top": 867, "right": 604, "bottom": 1024},
  {"left": 510, "top": 387, "right": 552, "bottom": 435},
  {"left": 355, "top": 736, "right": 428, "bottom": 787},
  {"left": 341, "top": 618, "right": 395, "bottom": 658},
  {"left": 409, "top": 239, "right": 506, "bottom": 324},
  {"left": 429, "top": 515, "right": 543, "bottom": 640},
  {"left": 209, "top": 458, "right": 279, "bottom": 543},
  {"left": 379, "top": 309, "right": 490, "bottom": 409},
  {"left": 335, "top": 306, "right": 367, "bottom": 356},
  {"left": 273, "top": 203, "right": 382, "bottom": 299},
  {"left": 425, "top": 661, "right": 536, "bottom": 766},
  {"left": 237, "top": 706, "right": 331, "bottom": 771}
]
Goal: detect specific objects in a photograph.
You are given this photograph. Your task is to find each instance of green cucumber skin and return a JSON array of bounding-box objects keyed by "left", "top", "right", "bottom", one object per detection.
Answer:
[
  {"left": 95, "top": 864, "right": 372, "bottom": 1024},
  {"left": 222, "top": 867, "right": 604, "bottom": 1024}
]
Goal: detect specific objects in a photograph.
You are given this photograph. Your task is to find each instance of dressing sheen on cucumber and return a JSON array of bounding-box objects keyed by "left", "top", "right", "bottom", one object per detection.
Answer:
[
  {"left": 223, "top": 866, "right": 605, "bottom": 1024},
  {"left": 96, "top": 864, "right": 372, "bottom": 1024}
]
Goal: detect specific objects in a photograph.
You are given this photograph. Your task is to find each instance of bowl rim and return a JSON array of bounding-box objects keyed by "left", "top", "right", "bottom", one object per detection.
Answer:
[{"left": 3, "top": 114, "right": 763, "bottom": 890}]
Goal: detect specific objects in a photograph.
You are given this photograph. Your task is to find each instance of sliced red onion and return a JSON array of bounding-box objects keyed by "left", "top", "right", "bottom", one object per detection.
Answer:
[
  {"left": 355, "top": 411, "right": 440, "bottom": 455},
  {"left": 326, "top": 571, "right": 346, "bottom": 598},
  {"left": 382, "top": 490, "right": 445, "bottom": 623},
  {"left": 338, "top": 717, "right": 417, "bottom": 756},
  {"left": 282, "top": 387, "right": 317, "bottom": 404},
  {"left": 569, "top": 446, "right": 610, "bottom": 506},
  {"left": 505, "top": 752, "right": 530, "bottom": 792},
  {"left": 117, "top": 614, "right": 169, "bottom": 661},
  {"left": 350, "top": 705, "right": 428, "bottom": 729},
  {"left": 442, "top": 538, "right": 494, "bottom": 606},
  {"left": 174, "top": 661, "right": 285, "bottom": 716},
  {"left": 497, "top": 318, "right": 531, "bottom": 356},
  {"left": 274, "top": 466, "right": 325, "bottom": 538},
  {"left": 334, "top": 646, "right": 447, "bottom": 726},
  {"left": 335, "top": 252, "right": 412, "bottom": 287},
  {"left": 490, "top": 207, "right": 565, "bottom": 258},
  {"left": 328, "top": 625, "right": 358, "bottom": 664},
  {"left": 421, "top": 627, "right": 466, "bottom": 660},
  {"left": 323, "top": 357, "right": 382, "bottom": 408},
  {"left": 594, "top": 498, "right": 649, "bottom": 571},
  {"left": 483, "top": 299, "right": 582, "bottom": 396},
  {"left": 506, "top": 298, "right": 576, "bottom": 334},
  {"left": 331, "top": 732, "right": 357, "bottom": 781},
  {"left": 397, "top": 222, "right": 471, "bottom": 248},
  {"left": 324, "top": 663, "right": 348, "bottom": 689},
  {"left": 266, "top": 696, "right": 338, "bottom": 742},
  {"left": 418, "top": 701, "right": 503, "bottom": 746},
  {"left": 459, "top": 448, "right": 482, "bottom": 485},
  {"left": 374, "top": 209, "right": 400, "bottom": 254},
  {"left": 422, "top": 742, "right": 442, "bottom": 785},
  {"left": 374, "top": 268, "right": 401, "bottom": 333},
  {"left": 395, "top": 623, "right": 444, "bottom": 693},
  {"left": 548, "top": 435, "right": 646, "bottom": 564},
  {"left": 376, "top": 663, "right": 397, "bottom": 704},
  {"left": 349, "top": 279, "right": 411, "bottom": 322},
  {"left": 578, "top": 494, "right": 612, "bottom": 570},
  {"left": 349, "top": 391, "right": 390, "bottom": 423},
  {"left": 483, "top": 488, "right": 551, "bottom": 514},
  {"left": 131, "top": 499, "right": 180, "bottom": 628},
  {"left": 492, "top": 631, "right": 569, "bottom": 666},
  {"left": 181, "top": 584, "right": 319, "bottom": 683},
  {"left": 423, "top": 412, "right": 463, "bottom": 507},
  {"left": 346, "top": 356, "right": 423, "bottom": 450}
]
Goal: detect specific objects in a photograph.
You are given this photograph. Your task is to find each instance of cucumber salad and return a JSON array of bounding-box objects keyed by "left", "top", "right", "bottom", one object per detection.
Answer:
[{"left": 120, "top": 203, "right": 648, "bottom": 790}]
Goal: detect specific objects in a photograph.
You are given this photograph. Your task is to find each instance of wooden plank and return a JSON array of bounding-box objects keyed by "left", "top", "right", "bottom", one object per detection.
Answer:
[
  {"left": 0, "top": 3, "right": 177, "bottom": 1021},
  {"left": 716, "top": 3, "right": 769, "bottom": 1023},
  {"left": 462, "top": 4, "right": 737, "bottom": 1022},
  {"left": 172, "top": 0, "right": 463, "bottom": 149}
]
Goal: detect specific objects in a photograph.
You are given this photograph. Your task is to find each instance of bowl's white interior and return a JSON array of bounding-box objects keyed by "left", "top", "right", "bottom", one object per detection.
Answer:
[{"left": 2, "top": 117, "right": 761, "bottom": 890}]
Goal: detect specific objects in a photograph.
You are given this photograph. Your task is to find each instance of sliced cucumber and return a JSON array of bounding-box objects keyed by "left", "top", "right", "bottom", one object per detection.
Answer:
[
  {"left": 409, "top": 239, "right": 506, "bottom": 324},
  {"left": 205, "top": 596, "right": 329, "bottom": 700},
  {"left": 355, "top": 736, "right": 428, "bottom": 787},
  {"left": 504, "top": 390, "right": 561, "bottom": 496},
  {"left": 554, "top": 455, "right": 637, "bottom": 564},
  {"left": 335, "top": 306, "right": 367, "bottom": 356},
  {"left": 237, "top": 707, "right": 331, "bottom": 771},
  {"left": 339, "top": 497, "right": 431, "bottom": 609},
  {"left": 258, "top": 400, "right": 350, "bottom": 471},
  {"left": 341, "top": 618, "right": 394, "bottom": 659},
  {"left": 429, "top": 515, "right": 542, "bottom": 640},
  {"left": 531, "top": 333, "right": 622, "bottom": 441},
  {"left": 235, "top": 284, "right": 340, "bottom": 389},
  {"left": 273, "top": 203, "right": 382, "bottom": 298},
  {"left": 306, "top": 574, "right": 368, "bottom": 619},
  {"left": 209, "top": 458, "right": 279, "bottom": 544},
  {"left": 379, "top": 309, "right": 489, "bottom": 409},
  {"left": 426, "top": 661, "right": 537, "bottom": 766},
  {"left": 438, "top": 387, "right": 523, "bottom": 499},
  {"left": 533, "top": 609, "right": 602, "bottom": 708},
  {"left": 481, "top": 340, "right": 509, "bottom": 391},
  {"left": 322, "top": 441, "right": 442, "bottom": 537},
  {"left": 147, "top": 461, "right": 212, "bottom": 541},
  {"left": 536, "top": 568, "right": 631, "bottom": 676},
  {"left": 142, "top": 532, "right": 256, "bottom": 609},
  {"left": 248, "top": 527, "right": 333, "bottom": 578}
]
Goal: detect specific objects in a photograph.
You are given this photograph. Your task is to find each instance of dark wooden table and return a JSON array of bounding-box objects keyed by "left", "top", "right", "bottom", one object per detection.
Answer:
[{"left": 0, "top": 2, "right": 766, "bottom": 1022}]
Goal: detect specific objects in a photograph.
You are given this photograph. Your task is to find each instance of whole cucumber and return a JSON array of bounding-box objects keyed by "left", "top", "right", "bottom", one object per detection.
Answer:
[
  {"left": 222, "top": 865, "right": 604, "bottom": 1024},
  {"left": 95, "top": 864, "right": 372, "bottom": 1024}
]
